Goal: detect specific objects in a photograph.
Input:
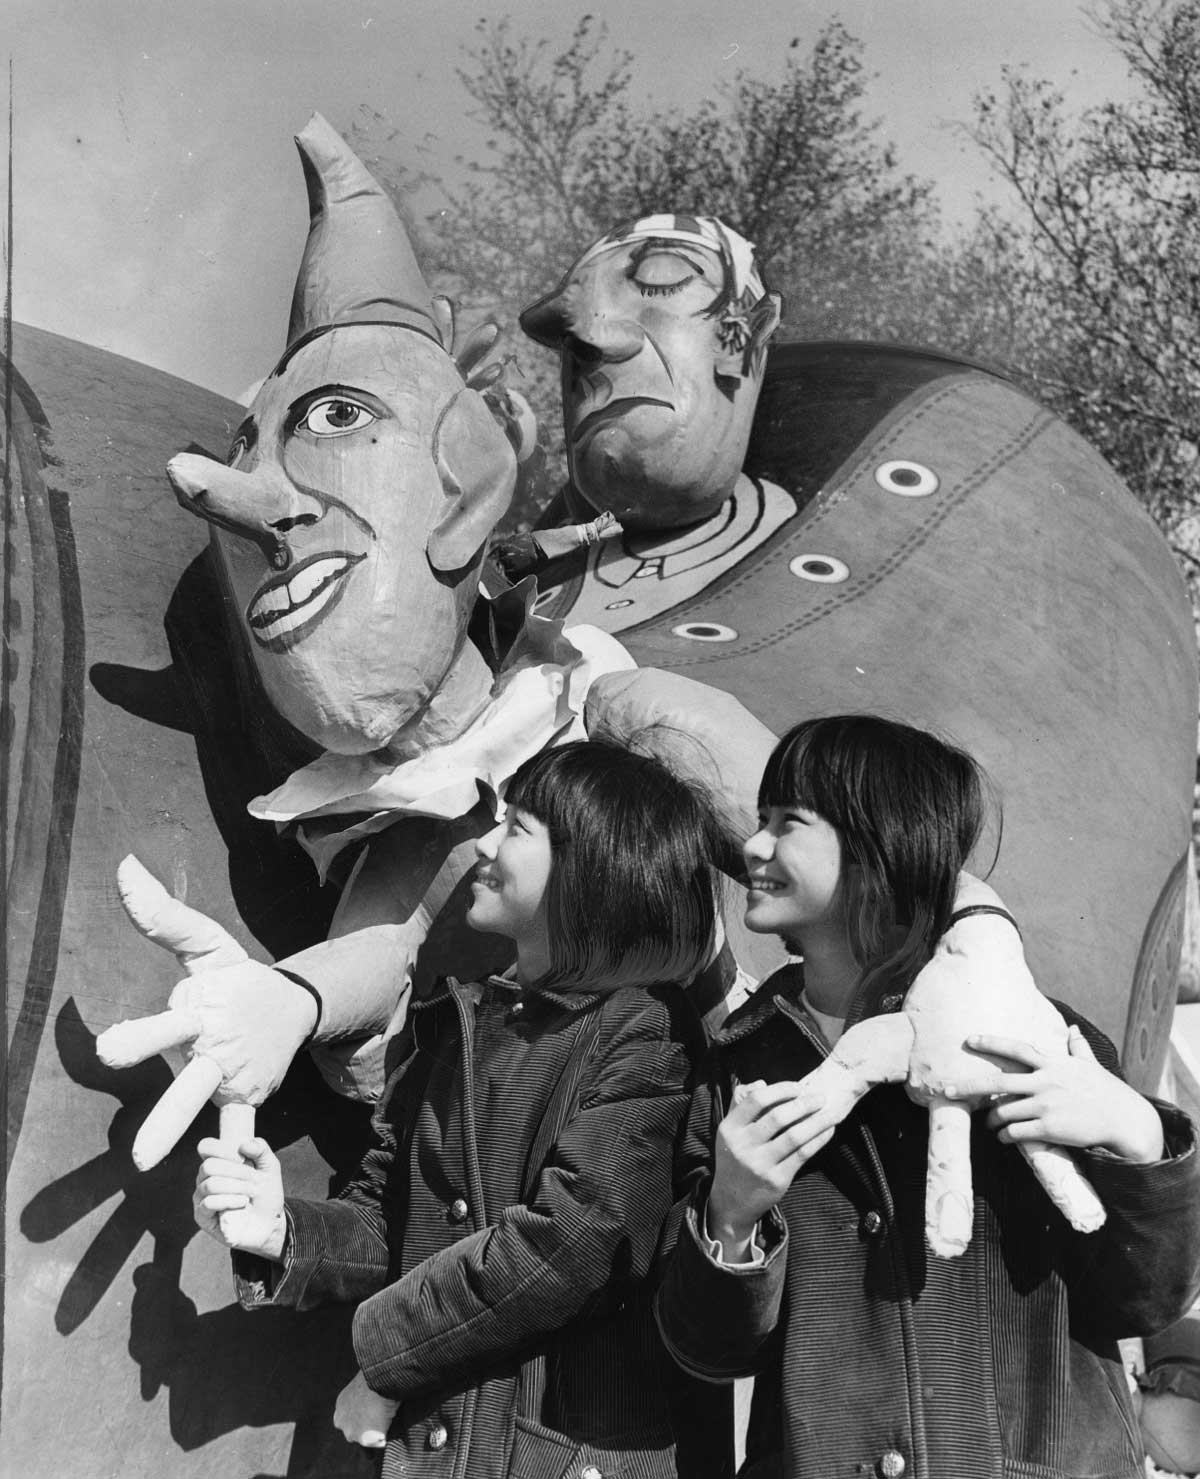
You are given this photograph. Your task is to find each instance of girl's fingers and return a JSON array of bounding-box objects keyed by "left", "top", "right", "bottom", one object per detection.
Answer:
[
  {"left": 781, "top": 1124, "right": 836, "bottom": 1166},
  {"left": 966, "top": 1034, "right": 1044, "bottom": 1070},
  {"left": 1067, "top": 1025, "right": 1098, "bottom": 1061},
  {"left": 729, "top": 1079, "right": 807, "bottom": 1123},
  {"left": 986, "top": 1092, "right": 1044, "bottom": 1126},
  {"left": 198, "top": 1156, "right": 253, "bottom": 1182},
  {"left": 993, "top": 1118, "right": 1044, "bottom": 1145},
  {"left": 201, "top": 1192, "right": 251, "bottom": 1212},
  {"left": 199, "top": 1174, "right": 257, "bottom": 1197},
  {"left": 239, "top": 1137, "right": 279, "bottom": 1169}
]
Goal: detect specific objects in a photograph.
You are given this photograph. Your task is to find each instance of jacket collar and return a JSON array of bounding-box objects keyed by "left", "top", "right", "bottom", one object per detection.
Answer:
[
  {"left": 717, "top": 961, "right": 906, "bottom": 1054},
  {"left": 415, "top": 972, "right": 603, "bottom": 1017}
]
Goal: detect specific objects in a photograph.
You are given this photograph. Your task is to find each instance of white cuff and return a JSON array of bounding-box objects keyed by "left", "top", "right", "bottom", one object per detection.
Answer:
[{"left": 701, "top": 1203, "right": 766, "bottom": 1267}]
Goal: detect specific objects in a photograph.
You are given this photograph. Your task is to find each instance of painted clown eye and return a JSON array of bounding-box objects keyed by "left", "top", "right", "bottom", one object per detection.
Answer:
[
  {"left": 629, "top": 250, "right": 699, "bottom": 298},
  {"left": 300, "top": 397, "right": 377, "bottom": 437}
]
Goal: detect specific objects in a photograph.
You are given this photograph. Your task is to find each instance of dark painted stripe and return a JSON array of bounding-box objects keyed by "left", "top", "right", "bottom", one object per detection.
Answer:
[
  {"left": 5, "top": 431, "right": 85, "bottom": 1172},
  {"left": 1, "top": 62, "right": 16, "bottom": 1413}
]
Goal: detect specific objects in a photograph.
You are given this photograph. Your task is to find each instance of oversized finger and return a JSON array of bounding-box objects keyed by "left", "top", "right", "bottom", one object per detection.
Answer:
[
  {"left": 96, "top": 1007, "right": 201, "bottom": 1068},
  {"left": 453, "top": 318, "right": 500, "bottom": 376},
  {"left": 219, "top": 1102, "right": 256, "bottom": 1149},
  {"left": 132, "top": 1056, "right": 223, "bottom": 1170},
  {"left": 1022, "top": 1140, "right": 1105, "bottom": 1232},
  {"left": 216, "top": 1103, "right": 256, "bottom": 1241},
  {"left": 117, "top": 854, "right": 248, "bottom": 971}
]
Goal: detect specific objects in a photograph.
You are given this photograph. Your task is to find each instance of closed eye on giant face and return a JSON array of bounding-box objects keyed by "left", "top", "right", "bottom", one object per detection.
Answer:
[{"left": 626, "top": 246, "right": 704, "bottom": 298}]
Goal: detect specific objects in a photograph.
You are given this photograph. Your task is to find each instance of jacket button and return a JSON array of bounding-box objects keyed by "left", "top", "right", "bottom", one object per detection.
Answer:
[
  {"left": 861, "top": 1209, "right": 884, "bottom": 1236},
  {"left": 878, "top": 1450, "right": 906, "bottom": 1477},
  {"left": 580, "top": 1468, "right": 602, "bottom": 1479},
  {"left": 427, "top": 1423, "right": 449, "bottom": 1450},
  {"left": 448, "top": 1198, "right": 469, "bottom": 1223}
]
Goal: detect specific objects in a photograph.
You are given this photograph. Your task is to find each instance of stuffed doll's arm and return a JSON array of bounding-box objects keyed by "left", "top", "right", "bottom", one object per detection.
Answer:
[
  {"left": 584, "top": 669, "right": 777, "bottom": 859},
  {"left": 97, "top": 814, "right": 493, "bottom": 1165}
]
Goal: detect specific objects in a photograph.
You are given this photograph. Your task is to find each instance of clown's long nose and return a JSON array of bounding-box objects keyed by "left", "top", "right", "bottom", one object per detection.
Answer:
[
  {"left": 167, "top": 453, "right": 322, "bottom": 568},
  {"left": 520, "top": 288, "right": 645, "bottom": 364}
]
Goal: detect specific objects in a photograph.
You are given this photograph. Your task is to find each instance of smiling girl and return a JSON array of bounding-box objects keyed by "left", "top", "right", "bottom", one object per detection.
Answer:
[
  {"left": 656, "top": 713, "right": 1200, "bottom": 1479},
  {"left": 194, "top": 739, "right": 727, "bottom": 1479}
]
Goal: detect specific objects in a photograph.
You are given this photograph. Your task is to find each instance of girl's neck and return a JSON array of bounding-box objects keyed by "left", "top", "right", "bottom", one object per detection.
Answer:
[
  {"left": 796, "top": 927, "right": 860, "bottom": 1017},
  {"left": 514, "top": 936, "right": 552, "bottom": 989}
]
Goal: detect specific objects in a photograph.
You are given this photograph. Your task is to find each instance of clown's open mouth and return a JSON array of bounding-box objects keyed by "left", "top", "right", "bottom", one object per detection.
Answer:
[{"left": 246, "top": 550, "right": 366, "bottom": 651}]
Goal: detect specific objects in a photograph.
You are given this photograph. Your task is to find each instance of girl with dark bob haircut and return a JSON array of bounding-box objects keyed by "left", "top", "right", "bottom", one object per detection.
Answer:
[
  {"left": 502, "top": 737, "right": 726, "bottom": 993},
  {"left": 657, "top": 713, "right": 1199, "bottom": 1479},
  {"left": 757, "top": 712, "right": 987, "bottom": 998},
  {"left": 195, "top": 739, "right": 727, "bottom": 1478}
]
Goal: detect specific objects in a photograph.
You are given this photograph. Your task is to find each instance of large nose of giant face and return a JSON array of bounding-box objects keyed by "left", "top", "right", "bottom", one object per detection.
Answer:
[
  {"left": 520, "top": 275, "right": 646, "bottom": 365},
  {"left": 167, "top": 452, "right": 326, "bottom": 570}
]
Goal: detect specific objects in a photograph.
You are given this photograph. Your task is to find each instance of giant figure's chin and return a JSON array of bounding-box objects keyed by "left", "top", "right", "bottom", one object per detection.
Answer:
[
  {"left": 571, "top": 441, "right": 737, "bottom": 531},
  {"left": 256, "top": 666, "right": 431, "bottom": 757}
]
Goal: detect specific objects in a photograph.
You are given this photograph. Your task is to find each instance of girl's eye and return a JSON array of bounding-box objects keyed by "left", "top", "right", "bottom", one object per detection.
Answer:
[{"left": 299, "top": 397, "right": 376, "bottom": 437}]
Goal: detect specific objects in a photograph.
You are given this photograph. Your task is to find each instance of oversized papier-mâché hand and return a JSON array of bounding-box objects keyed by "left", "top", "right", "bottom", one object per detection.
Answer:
[
  {"left": 95, "top": 856, "right": 317, "bottom": 1170},
  {"left": 792, "top": 912, "right": 1106, "bottom": 1256}
]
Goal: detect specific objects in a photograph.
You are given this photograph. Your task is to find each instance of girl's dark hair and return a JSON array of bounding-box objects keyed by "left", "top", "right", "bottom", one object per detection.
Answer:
[
  {"left": 759, "top": 714, "right": 990, "bottom": 1000},
  {"left": 503, "top": 739, "right": 723, "bottom": 994}
]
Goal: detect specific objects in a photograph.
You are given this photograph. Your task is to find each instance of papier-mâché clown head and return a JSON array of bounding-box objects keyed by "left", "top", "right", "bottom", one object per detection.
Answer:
[
  {"left": 167, "top": 116, "right": 524, "bottom": 755},
  {"left": 520, "top": 213, "right": 782, "bottom": 531}
]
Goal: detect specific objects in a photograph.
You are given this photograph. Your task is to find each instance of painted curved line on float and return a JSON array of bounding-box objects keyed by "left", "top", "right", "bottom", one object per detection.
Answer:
[{"left": 3, "top": 357, "right": 86, "bottom": 1171}]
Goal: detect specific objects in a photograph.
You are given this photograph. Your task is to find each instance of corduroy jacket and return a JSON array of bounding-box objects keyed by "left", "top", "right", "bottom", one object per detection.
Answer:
[
  {"left": 235, "top": 972, "right": 722, "bottom": 1479},
  {"left": 655, "top": 964, "right": 1200, "bottom": 1479}
]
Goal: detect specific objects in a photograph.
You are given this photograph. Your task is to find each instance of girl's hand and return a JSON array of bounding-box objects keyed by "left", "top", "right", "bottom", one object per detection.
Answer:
[
  {"left": 333, "top": 1370, "right": 399, "bottom": 1449},
  {"left": 707, "top": 1079, "right": 837, "bottom": 1259},
  {"left": 194, "top": 1136, "right": 287, "bottom": 1258},
  {"left": 968, "top": 1026, "right": 1165, "bottom": 1164}
]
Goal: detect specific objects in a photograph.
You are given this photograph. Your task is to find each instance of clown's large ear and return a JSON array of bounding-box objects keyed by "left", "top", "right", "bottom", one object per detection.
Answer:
[
  {"left": 429, "top": 390, "right": 517, "bottom": 572},
  {"left": 714, "top": 290, "right": 783, "bottom": 380}
]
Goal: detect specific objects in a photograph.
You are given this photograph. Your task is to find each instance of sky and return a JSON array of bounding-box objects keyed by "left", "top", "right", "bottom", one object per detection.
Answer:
[{"left": 10, "top": 0, "right": 1137, "bottom": 398}]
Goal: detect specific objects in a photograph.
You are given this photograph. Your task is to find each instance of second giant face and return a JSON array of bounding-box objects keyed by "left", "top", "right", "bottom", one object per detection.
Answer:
[{"left": 522, "top": 229, "right": 779, "bottom": 530}]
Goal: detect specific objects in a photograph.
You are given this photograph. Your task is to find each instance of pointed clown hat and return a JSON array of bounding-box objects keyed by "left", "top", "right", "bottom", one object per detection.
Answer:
[{"left": 286, "top": 113, "right": 441, "bottom": 353}]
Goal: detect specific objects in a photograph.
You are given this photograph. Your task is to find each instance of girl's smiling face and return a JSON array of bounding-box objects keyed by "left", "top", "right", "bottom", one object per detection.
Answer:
[
  {"left": 468, "top": 808, "right": 554, "bottom": 962},
  {"left": 742, "top": 804, "right": 844, "bottom": 938}
]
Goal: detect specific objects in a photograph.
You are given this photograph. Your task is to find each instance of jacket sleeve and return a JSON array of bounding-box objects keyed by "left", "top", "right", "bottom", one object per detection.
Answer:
[
  {"left": 654, "top": 1199, "right": 788, "bottom": 1382},
  {"left": 234, "top": 1070, "right": 406, "bottom": 1312},
  {"left": 351, "top": 998, "right": 701, "bottom": 1401},
  {"left": 1054, "top": 1009, "right": 1200, "bottom": 1337},
  {"left": 1066, "top": 1098, "right": 1200, "bottom": 1338}
]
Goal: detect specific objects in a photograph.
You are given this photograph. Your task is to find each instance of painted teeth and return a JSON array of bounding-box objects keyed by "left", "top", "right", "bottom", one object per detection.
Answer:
[{"left": 249, "top": 556, "right": 355, "bottom": 636}]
